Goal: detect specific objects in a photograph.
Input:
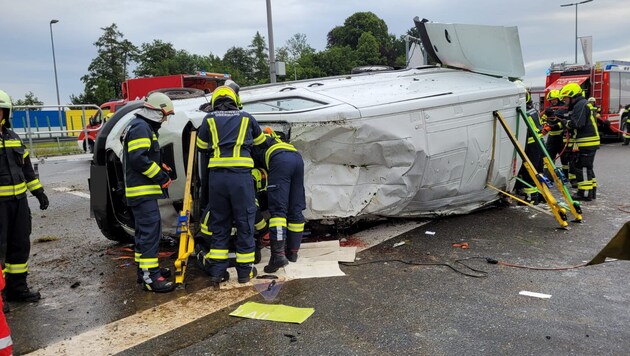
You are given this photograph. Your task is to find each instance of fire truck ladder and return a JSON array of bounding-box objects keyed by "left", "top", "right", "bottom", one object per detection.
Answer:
[
  {"left": 492, "top": 111, "right": 569, "bottom": 229},
  {"left": 591, "top": 68, "right": 604, "bottom": 100}
]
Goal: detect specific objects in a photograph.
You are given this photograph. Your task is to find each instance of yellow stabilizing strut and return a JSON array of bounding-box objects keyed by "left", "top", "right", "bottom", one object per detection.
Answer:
[
  {"left": 515, "top": 107, "right": 582, "bottom": 222},
  {"left": 493, "top": 111, "right": 569, "bottom": 229},
  {"left": 175, "top": 131, "right": 198, "bottom": 284}
]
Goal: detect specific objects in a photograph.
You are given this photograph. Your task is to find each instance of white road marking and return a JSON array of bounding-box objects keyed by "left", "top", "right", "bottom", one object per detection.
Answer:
[
  {"left": 26, "top": 220, "right": 427, "bottom": 355},
  {"left": 53, "top": 187, "right": 90, "bottom": 199}
]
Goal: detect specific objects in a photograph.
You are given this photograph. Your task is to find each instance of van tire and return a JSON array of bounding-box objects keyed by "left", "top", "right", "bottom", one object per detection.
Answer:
[{"left": 148, "top": 88, "right": 206, "bottom": 100}]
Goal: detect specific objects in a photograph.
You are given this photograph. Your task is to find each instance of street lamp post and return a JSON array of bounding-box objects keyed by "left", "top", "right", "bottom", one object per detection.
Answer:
[
  {"left": 49, "top": 19, "right": 62, "bottom": 127},
  {"left": 560, "top": 0, "right": 593, "bottom": 64},
  {"left": 266, "top": 0, "right": 276, "bottom": 83}
]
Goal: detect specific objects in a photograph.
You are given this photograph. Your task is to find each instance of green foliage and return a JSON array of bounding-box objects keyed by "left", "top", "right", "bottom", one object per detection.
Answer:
[
  {"left": 249, "top": 32, "right": 269, "bottom": 85},
  {"left": 14, "top": 92, "right": 44, "bottom": 110},
  {"left": 327, "top": 12, "right": 389, "bottom": 50},
  {"left": 356, "top": 32, "right": 382, "bottom": 66},
  {"left": 134, "top": 40, "right": 177, "bottom": 77},
  {"left": 223, "top": 46, "right": 255, "bottom": 85}
]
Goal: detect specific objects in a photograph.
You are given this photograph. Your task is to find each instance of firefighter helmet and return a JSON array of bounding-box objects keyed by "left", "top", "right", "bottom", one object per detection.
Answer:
[
  {"left": 588, "top": 97, "right": 596, "bottom": 103},
  {"left": 224, "top": 80, "right": 243, "bottom": 109},
  {"left": 211, "top": 86, "right": 238, "bottom": 110},
  {"left": 144, "top": 92, "right": 175, "bottom": 117},
  {"left": 546, "top": 89, "right": 560, "bottom": 101},
  {"left": 560, "top": 83, "right": 582, "bottom": 98},
  {"left": 0, "top": 90, "right": 12, "bottom": 128}
]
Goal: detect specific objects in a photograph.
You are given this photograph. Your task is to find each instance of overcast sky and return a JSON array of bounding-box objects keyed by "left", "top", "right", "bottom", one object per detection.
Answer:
[{"left": 2, "top": 0, "right": 629, "bottom": 105}]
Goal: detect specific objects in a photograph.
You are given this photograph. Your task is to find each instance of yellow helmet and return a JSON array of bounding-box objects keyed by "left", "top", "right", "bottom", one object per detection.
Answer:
[
  {"left": 211, "top": 86, "right": 238, "bottom": 110},
  {"left": 144, "top": 92, "right": 174, "bottom": 116},
  {"left": 0, "top": 89, "right": 12, "bottom": 127},
  {"left": 546, "top": 89, "right": 560, "bottom": 101},
  {"left": 251, "top": 168, "right": 268, "bottom": 192},
  {"left": 559, "top": 83, "right": 582, "bottom": 99}
]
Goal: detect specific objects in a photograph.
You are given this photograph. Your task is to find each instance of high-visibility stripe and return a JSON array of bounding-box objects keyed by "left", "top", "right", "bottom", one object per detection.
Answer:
[
  {"left": 288, "top": 222, "right": 305, "bottom": 232},
  {"left": 0, "top": 335, "right": 13, "bottom": 349},
  {"left": 206, "top": 249, "right": 229, "bottom": 260},
  {"left": 253, "top": 132, "right": 266, "bottom": 145},
  {"left": 127, "top": 138, "right": 151, "bottom": 152},
  {"left": 138, "top": 258, "right": 159, "bottom": 269},
  {"left": 26, "top": 179, "right": 43, "bottom": 191},
  {"left": 125, "top": 185, "right": 163, "bottom": 197},
  {"left": 265, "top": 142, "right": 297, "bottom": 168},
  {"left": 200, "top": 211, "right": 212, "bottom": 236},
  {"left": 233, "top": 117, "right": 249, "bottom": 158},
  {"left": 142, "top": 162, "right": 161, "bottom": 178},
  {"left": 5, "top": 263, "right": 28, "bottom": 274},
  {"left": 23, "top": 150, "right": 30, "bottom": 158},
  {"left": 236, "top": 252, "right": 255, "bottom": 264},
  {"left": 523, "top": 187, "right": 538, "bottom": 194},
  {"left": 0, "top": 139, "right": 21, "bottom": 148},
  {"left": 255, "top": 219, "right": 267, "bottom": 231},
  {"left": 208, "top": 157, "right": 254, "bottom": 168},
  {"left": 196, "top": 136, "right": 208, "bottom": 150},
  {"left": 592, "top": 178, "right": 597, "bottom": 187},
  {"left": 0, "top": 182, "right": 27, "bottom": 196},
  {"left": 135, "top": 252, "right": 141, "bottom": 263},
  {"left": 269, "top": 217, "right": 287, "bottom": 228},
  {"left": 208, "top": 118, "right": 220, "bottom": 159}
]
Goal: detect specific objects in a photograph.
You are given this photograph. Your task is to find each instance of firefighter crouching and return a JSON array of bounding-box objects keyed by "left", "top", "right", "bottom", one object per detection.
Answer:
[
  {"left": 0, "top": 89, "right": 48, "bottom": 310},
  {"left": 122, "top": 93, "right": 176, "bottom": 293},
  {"left": 196, "top": 85, "right": 266, "bottom": 285},
  {"left": 515, "top": 90, "right": 545, "bottom": 204},
  {"left": 560, "top": 83, "right": 600, "bottom": 201},
  {"left": 253, "top": 128, "right": 306, "bottom": 272}
]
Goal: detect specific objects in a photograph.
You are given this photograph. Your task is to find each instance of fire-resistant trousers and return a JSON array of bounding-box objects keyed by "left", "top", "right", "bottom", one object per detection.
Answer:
[
  {"left": 130, "top": 199, "right": 162, "bottom": 282},
  {"left": 0, "top": 197, "right": 32, "bottom": 292}
]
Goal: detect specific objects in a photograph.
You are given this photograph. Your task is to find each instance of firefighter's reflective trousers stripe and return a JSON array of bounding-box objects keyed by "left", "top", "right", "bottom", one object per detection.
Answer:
[
  {"left": 206, "top": 169, "right": 256, "bottom": 280},
  {"left": 0, "top": 196, "right": 32, "bottom": 292},
  {"left": 130, "top": 199, "right": 162, "bottom": 283},
  {"left": 574, "top": 149, "right": 597, "bottom": 198},
  {"left": 267, "top": 150, "right": 306, "bottom": 254}
]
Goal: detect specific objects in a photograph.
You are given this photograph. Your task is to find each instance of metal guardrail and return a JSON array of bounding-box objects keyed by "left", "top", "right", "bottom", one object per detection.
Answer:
[{"left": 13, "top": 104, "right": 103, "bottom": 158}]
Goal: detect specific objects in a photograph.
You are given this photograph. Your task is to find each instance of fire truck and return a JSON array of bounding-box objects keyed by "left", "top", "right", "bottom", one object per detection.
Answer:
[
  {"left": 544, "top": 60, "right": 630, "bottom": 138},
  {"left": 78, "top": 72, "right": 230, "bottom": 152}
]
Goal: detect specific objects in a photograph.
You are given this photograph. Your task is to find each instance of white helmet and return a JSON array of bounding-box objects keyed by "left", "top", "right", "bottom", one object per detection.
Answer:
[
  {"left": 587, "top": 97, "right": 596, "bottom": 104},
  {"left": 144, "top": 92, "right": 174, "bottom": 116},
  {"left": 0, "top": 89, "right": 12, "bottom": 127}
]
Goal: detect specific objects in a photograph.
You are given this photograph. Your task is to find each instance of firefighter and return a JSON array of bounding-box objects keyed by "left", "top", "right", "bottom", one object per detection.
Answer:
[
  {"left": 560, "top": 83, "right": 600, "bottom": 201},
  {"left": 122, "top": 92, "right": 176, "bottom": 293},
  {"left": 515, "top": 90, "right": 545, "bottom": 204},
  {"left": 0, "top": 89, "right": 47, "bottom": 307},
  {"left": 196, "top": 85, "right": 266, "bottom": 285},
  {"left": 622, "top": 104, "right": 630, "bottom": 146},
  {"left": 541, "top": 89, "right": 568, "bottom": 169},
  {"left": 254, "top": 128, "right": 306, "bottom": 272}
]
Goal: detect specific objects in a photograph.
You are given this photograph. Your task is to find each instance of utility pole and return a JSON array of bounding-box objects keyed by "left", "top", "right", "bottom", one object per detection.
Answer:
[
  {"left": 49, "top": 19, "right": 62, "bottom": 127},
  {"left": 266, "top": 0, "right": 276, "bottom": 83},
  {"left": 560, "top": 0, "right": 593, "bottom": 64}
]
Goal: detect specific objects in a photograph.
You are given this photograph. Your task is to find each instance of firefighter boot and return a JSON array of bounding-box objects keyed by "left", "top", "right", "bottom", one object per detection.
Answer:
[
  {"left": 5, "top": 273, "right": 41, "bottom": 303},
  {"left": 136, "top": 268, "right": 171, "bottom": 284},
  {"left": 254, "top": 236, "right": 263, "bottom": 264},
  {"left": 140, "top": 269, "right": 176, "bottom": 293},
  {"left": 237, "top": 265, "right": 258, "bottom": 284},
  {"left": 264, "top": 240, "right": 289, "bottom": 273}
]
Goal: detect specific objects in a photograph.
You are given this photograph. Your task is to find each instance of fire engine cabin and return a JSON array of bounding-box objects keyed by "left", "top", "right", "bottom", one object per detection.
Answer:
[{"left": 545, "top": 60, "right": 630, "bottom": 138}]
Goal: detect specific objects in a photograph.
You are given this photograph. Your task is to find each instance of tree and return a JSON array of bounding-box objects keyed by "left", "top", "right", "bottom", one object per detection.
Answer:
[
  {"left": 356, "top": 32, "right": 383, "bottom": 66},
  {"left": 223, "top": 46, "right": 254, "bottom": 85},
  {"left": 134, "top": 40, "right": 177, "bottom": 77},
  {"left": 284, "top": 33, "right": 315, "bottom": 62},
  {"left": 73, "top": 24, "right": 138, "bottom": 105},
  {"left": 249, "top": 31, "right": 269, "bottom": 84},
  {"left": 327, "top": 12, "right": 389, "bottom": 50},
  {"left": 14, "top": 92, "right": 44, "bottom": 110}
]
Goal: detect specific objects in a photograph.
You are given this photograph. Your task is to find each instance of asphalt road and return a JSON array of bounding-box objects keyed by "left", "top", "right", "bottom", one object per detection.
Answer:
[{"left": 7, "top": 144, "right": 630, "bottom": 355}]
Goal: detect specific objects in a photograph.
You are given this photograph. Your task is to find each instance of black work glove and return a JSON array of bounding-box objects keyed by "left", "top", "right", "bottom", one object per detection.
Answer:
[{"left": 33, "top": 190, "right": 49, "bottom": 210}]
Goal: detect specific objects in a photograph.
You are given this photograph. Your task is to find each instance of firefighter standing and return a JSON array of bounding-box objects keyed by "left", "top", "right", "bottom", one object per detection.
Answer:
[
  {"left": 542, "top": 89, "right": 568, "bottom": 164},
  {"left": 196, "top": 85, "right": 266, "bottom": 284},
  {"left": 622, "top": 104, "right": 630, "bottom": 145},
  {"left": 254, "top": 128, "right": 306, "bottom": 272},
  {"left": 123, "top": 92, "right": 176, "bottom": 293},
  {"left": 0, "top": 90, "right": 47, "bottom": 308},
  {"left": 560, "top": 83, "right": 600, "bottom": 201}
]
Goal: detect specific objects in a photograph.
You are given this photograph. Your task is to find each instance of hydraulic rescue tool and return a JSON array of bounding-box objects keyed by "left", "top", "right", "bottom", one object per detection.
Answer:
[
  {"left": 174, "top": 131, "right": 198, "bottom": 284},
  {"left": 493, "top": 111, "right": 569, "bottom": 229},
  {"left": 516, "top": 106, "right": 582, "bottom": 222}
]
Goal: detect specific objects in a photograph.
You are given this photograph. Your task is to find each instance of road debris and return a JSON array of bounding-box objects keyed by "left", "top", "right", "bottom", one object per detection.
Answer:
[
  {"left": 452, "top": 242, "right": 469, "bottom": 249},
  {"left": 425, "top": 231, "right": 436, "bottom": 235},
  {"left": 519, "top": 291, "right": 552, "bottom": 299},
  {"left": 393, "top": 241, "right": 406, "bottom": 248}
]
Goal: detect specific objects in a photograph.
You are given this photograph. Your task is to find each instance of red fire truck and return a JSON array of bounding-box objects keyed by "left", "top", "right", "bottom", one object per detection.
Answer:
[
  {"left": 78, "top": 72, "right": 230, "bottom": 152},
  {"left": 544, "top": 60, "right": 630, "bottom": 138}
]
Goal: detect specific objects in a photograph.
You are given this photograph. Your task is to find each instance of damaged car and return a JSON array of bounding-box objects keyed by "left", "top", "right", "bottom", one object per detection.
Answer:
[{"left": 90, "top": 18, "right": 528, "bottom": 241}]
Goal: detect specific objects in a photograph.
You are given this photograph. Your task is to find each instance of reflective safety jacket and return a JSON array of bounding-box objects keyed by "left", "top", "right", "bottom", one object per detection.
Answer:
[
  {"left": 525, "top": 107, "right": 543, "bottom": 145},
  {"left": 255, "top": 131, "right": 299, "bottom": 169},
  {"left": 122, "top": 116, "right": 170, "bottom": 206},
  {"left": 541, "top": 106, "right": 568, "bottom": 136},
  {"left": 567, "top": 96, "right": 600, "bottom": 150},
  {"left": 0, "top": 128, "right": 44, "bottom": 201},
  {"left": 196, "top": 110, "right": 265, "bottom": 172}
]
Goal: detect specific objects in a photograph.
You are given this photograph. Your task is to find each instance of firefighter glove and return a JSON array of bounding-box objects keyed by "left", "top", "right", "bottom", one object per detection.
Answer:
[
  {"left": 161, "top": 178, "right": 172, "bottom": 189},
  {"left": 162, "top": 163, "right": 175, "bottom": 179},
  {"left": 33, "top": 190, "right": 49, "bottom": 210}
]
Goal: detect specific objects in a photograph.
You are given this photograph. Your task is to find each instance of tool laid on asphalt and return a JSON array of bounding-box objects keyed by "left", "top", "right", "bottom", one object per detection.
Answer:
[
  {"left": 493, "top": 111, "right": 568, "bottom": 229},
  {"left": 174, "top": 131, "right": 198, "bottom": 285},
  {"left": 516, "top": 106, "right": 582, "bottom": 223}
]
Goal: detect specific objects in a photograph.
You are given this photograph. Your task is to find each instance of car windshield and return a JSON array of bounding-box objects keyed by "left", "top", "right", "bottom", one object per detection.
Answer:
[{"left": 243, "top": 97, "right": 326, "bottom": 112}]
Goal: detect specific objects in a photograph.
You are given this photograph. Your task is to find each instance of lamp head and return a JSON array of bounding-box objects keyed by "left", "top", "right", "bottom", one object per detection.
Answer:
[{"left": 50, "top": 19, "right": 59, "bottom": 24}]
